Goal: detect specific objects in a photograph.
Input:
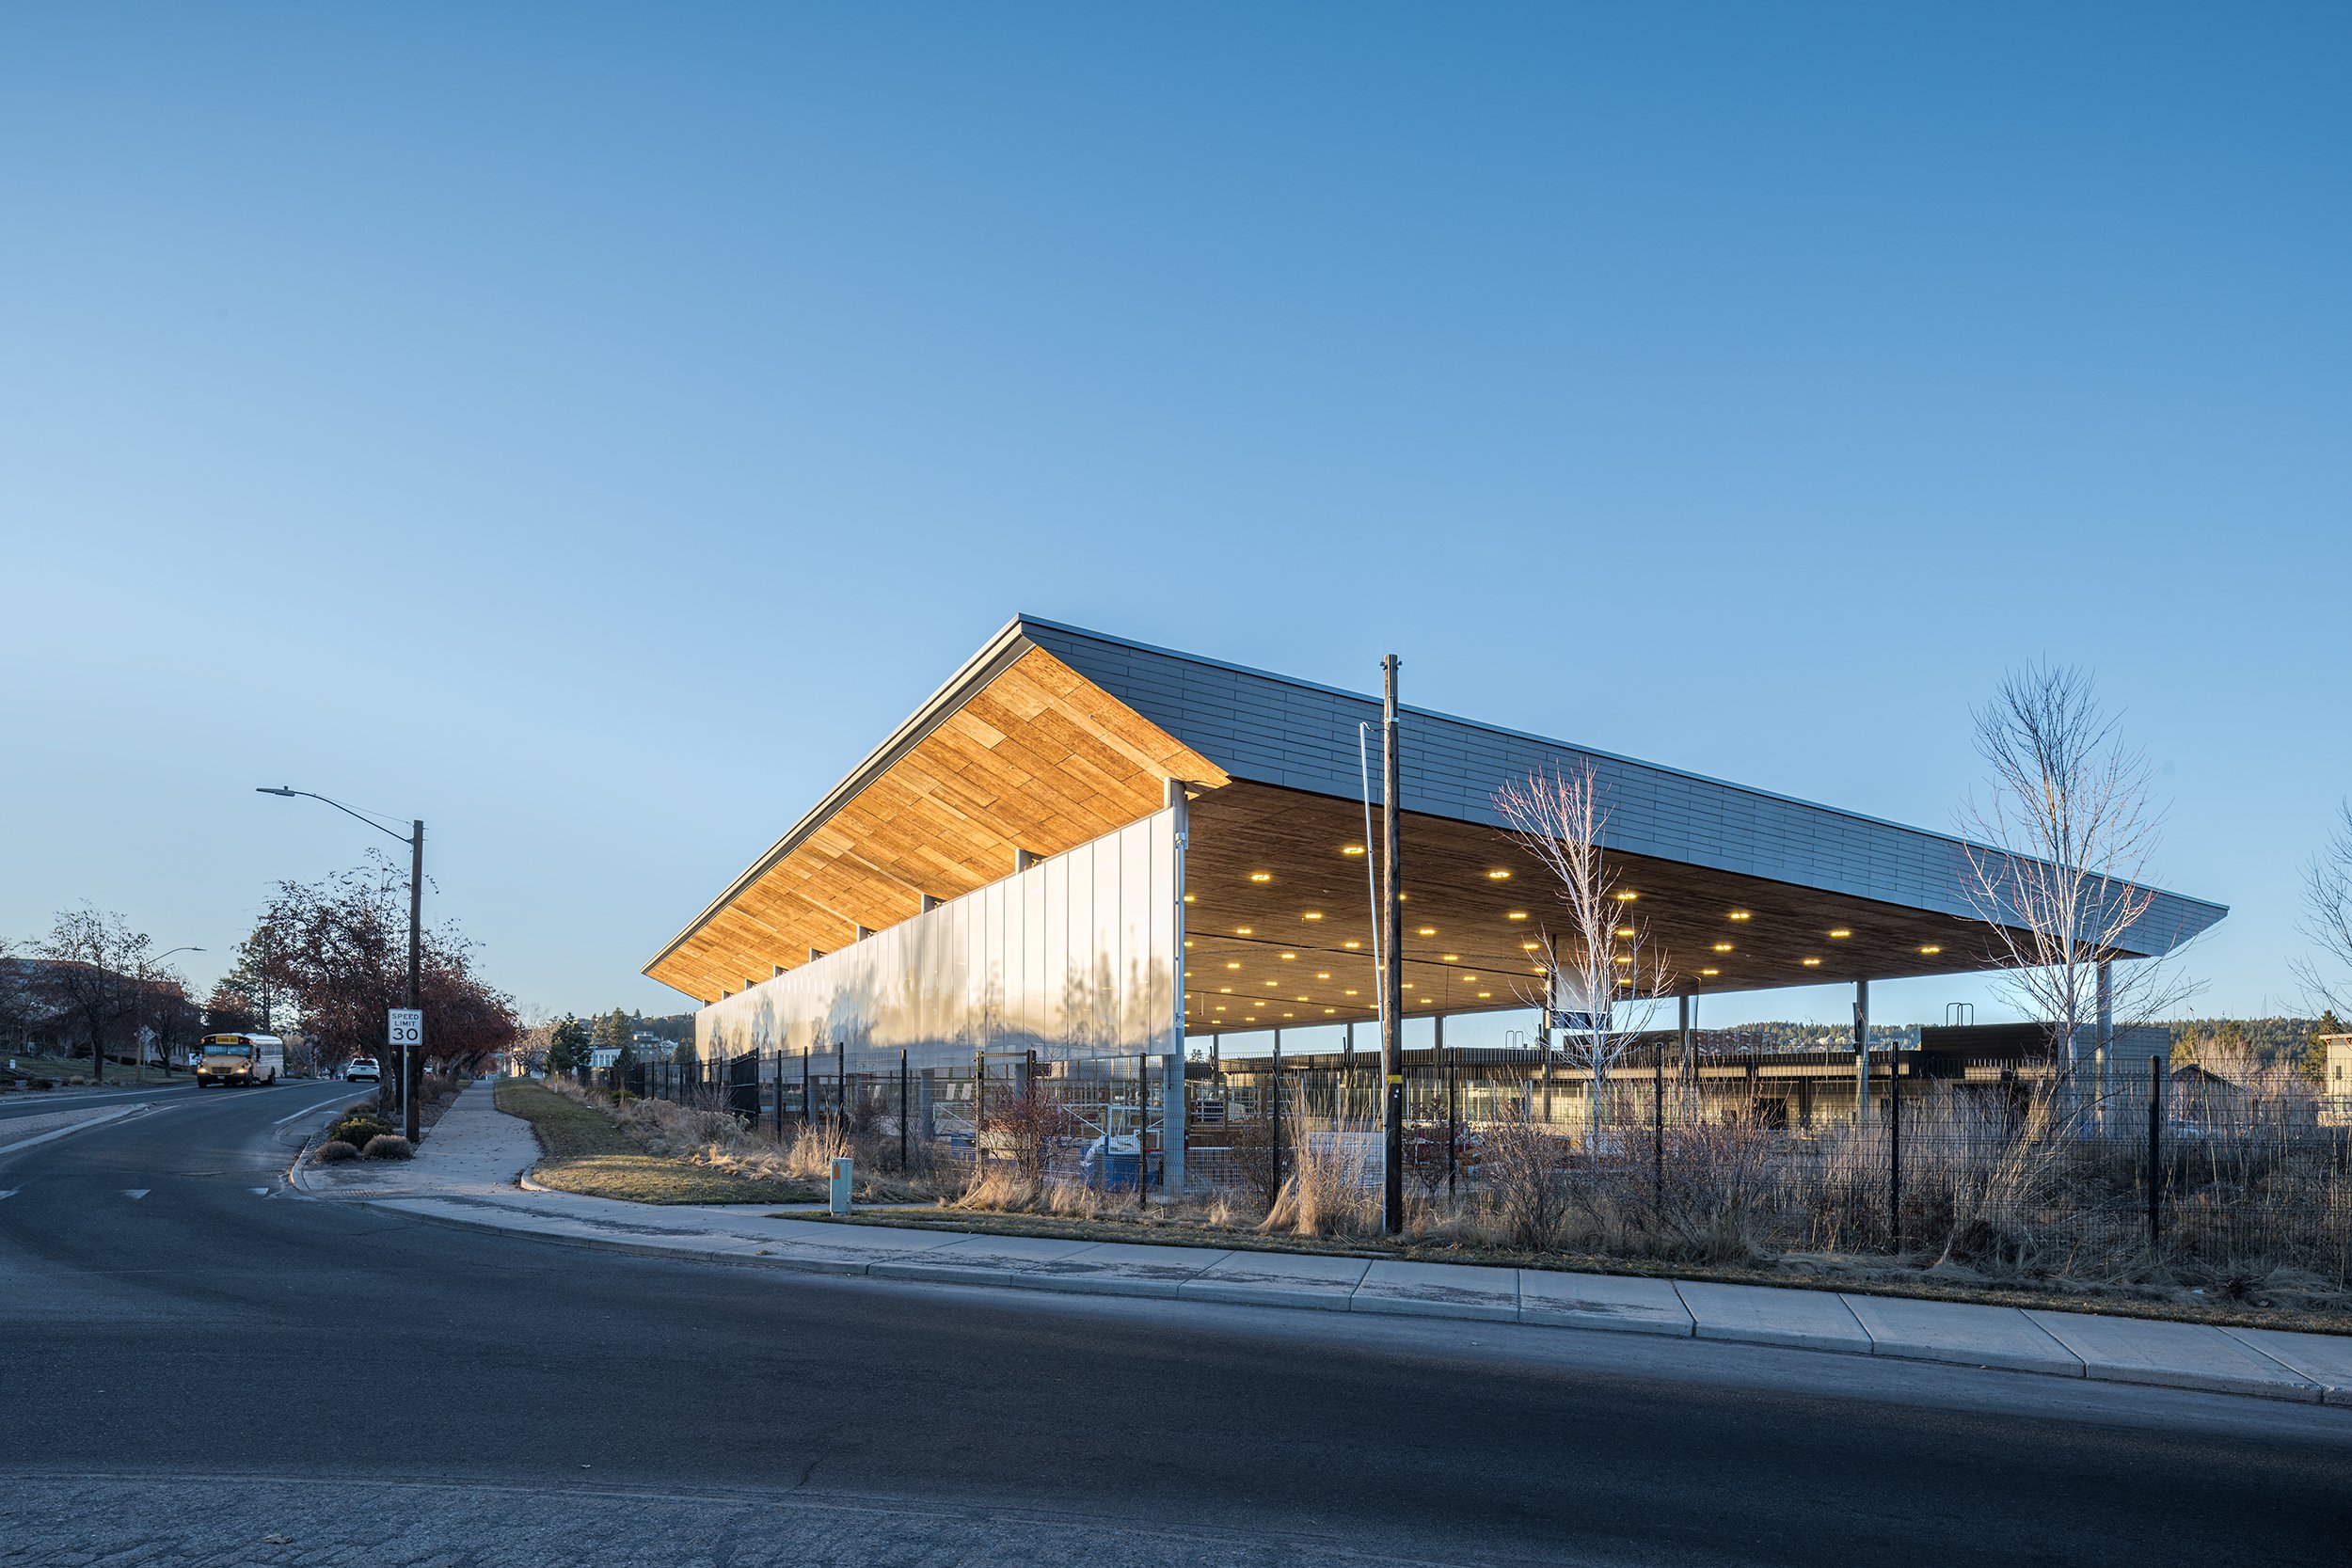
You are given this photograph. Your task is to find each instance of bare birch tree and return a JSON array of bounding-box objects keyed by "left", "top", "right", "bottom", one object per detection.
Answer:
[
  {"left": 1495, "top": 762, "right": 1674, "bottom": 1160},
  {"left": 2293, "top": 799, "right": 2352, "bottom": 1018},
  {"left": 1957, "top": 663, "right": 2191, "bottom": 1086}
]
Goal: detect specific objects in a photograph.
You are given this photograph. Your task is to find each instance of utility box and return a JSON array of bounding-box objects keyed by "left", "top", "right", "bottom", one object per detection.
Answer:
[{"left": 829, "top": 1156, "right": 852, "bottom": 1215}]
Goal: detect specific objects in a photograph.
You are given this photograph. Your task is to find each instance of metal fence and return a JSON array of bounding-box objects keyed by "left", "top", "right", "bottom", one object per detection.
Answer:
[{"left": 564, "top": 1043, "right": 2352, "bottom": 1282}]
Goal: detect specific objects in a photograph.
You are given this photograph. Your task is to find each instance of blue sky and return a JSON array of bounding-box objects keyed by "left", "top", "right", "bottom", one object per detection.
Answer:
[{"left": 4, "top": 5, "right": 2345, "bottom": 1027}]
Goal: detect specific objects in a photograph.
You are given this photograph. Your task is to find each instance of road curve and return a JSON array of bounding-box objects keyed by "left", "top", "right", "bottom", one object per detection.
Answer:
[{"left": 1, "top": 1086, "right": 2346, "bottom": 1567}]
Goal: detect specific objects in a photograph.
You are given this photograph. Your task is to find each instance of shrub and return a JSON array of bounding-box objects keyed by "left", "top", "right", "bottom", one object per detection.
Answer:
[
  {"left": 313, "top": 1140, "right": 359, "bottom": 1163},
  {"left": 327, "top": 1112, "right": 395, "bottom": 1149},
  {"left": 362, "top": 1133, "right": 415, "bottom": 1160}
]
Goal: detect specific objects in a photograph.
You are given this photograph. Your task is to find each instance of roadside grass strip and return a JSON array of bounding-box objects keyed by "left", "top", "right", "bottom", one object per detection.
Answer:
[{"left": 495, "top": 1079, "right": 820, "bottom": 1206}]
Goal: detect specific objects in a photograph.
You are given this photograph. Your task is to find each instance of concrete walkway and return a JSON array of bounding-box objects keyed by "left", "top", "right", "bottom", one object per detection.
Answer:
[{"left": 297, "top": 1081, "right": 2352, "bottom": 1408}]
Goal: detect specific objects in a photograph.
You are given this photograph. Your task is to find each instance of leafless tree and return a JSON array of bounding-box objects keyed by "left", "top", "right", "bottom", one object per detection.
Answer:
[
  {"left": 1495, "top": 762, "right": 1675, "bottom": 1161},
  {"left": 33, "top": 909, "right": 153, "bottom": 1082},
  {"left": 2293, "top": 799, "right": 2352, "bottom": 1020},
  {"left": 1957, "top": 663, "right": 2194, "bottom": 1086}
]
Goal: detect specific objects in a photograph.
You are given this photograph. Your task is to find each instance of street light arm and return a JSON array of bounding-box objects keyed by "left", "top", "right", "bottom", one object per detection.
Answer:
[{"left": 255, "top": 786, "right": 414, "bottom": 845}]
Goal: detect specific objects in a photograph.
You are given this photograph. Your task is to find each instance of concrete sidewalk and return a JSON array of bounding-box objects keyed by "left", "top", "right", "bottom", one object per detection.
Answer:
[{"left": 300, "top": 1081, "right": 2352, "bottom": 1408}]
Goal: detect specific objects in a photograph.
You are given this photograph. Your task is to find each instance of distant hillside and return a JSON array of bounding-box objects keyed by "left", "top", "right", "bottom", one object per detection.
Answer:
[
  {"left": 1716, "top": 1016, "right": 2332, "bottom": 1066},
  {"left": 2164, "top": 1017, "right": 2324, "bottom": 1066},
  {"left": 1713, "top": 1022, "right": 1921, "bottom": 1052}
]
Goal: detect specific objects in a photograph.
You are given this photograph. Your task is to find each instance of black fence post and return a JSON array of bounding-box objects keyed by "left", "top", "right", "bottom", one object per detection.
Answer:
[
  {"left": 1888, "top": 1048, "right": 1903, "bottom": 1254},
  {"left": 2147, "top": 1052, "right": 2167, "bottom": 1257},
  {"left": 1652, "top": 1038, "right": 1665, "bottom": 1213},
  {"left": 1270, "top": 1038, "right": 1284, "bottom": 1204},
  {"left": 1445, "top": 1044, "right": 1458, "bottom": 1201}
]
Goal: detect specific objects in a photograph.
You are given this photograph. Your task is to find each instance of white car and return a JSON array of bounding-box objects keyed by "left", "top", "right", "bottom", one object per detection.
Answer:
[{"left": 345, "top": 1057, "right": 382, "bottom": 1083}]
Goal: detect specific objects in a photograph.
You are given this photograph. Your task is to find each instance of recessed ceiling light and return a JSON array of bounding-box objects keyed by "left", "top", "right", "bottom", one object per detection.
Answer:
[
  {"left": 1613, "top": 891, "right": 1638, "bottom": 902},
  {"left": 1442, "top": 954, "right": 1459, "bottom": 962},
  {"left": 1343, "top": 940, "right": 1361, "bottom": 949},
  {"left": 1521, "top": 942, "right": 1540, "bottom": 950},
  {"left": 1343, "top": 989, "right": 1358, "bottom": 996},
  {"left": 1727, "top": 910, "right": 1751, "bottom": 922},
  {"left": 1295, "top": 995, "right": 1308, "bottom": 1003},
  {"left": 1183, "top": 894, "right": 1196, "bottom": 903},
  {"left": 1302, "top": 911, "right": 1324, "bottom": 921},
  {"left": 1280, "top": 952, "right": 1297, "bottom": 960},
  {"left": 1919, "top": 944, "right": 1943, "bottom": 956},
  {"left": 1218, "top": 987, "right": 1232, "bottom": 994},
  {"left": 1506, "top": 911, "right": 1529, "bottom": 921},
  {"left": 1342, "top": 846, "right": 1365, "bottom": 856},
  {"left": 1614, "top": 927, "right": 1635, "bottom": 939},
  {"left": 1829, "top": 928, "right": 1852, "bottom": 940},
  {"left": 1486, "top": 869, "right": 1511, "bottom": 880},
  {"left": 1477, "top": 991, "right": 1491, "bottom": 999},
  {"left": 1418, "top": 927, "right": 1437, "bottom": 937},
  {"left": 1700, "top": 967, "right": 1720, "bottom": 977},
  {"left": 1235, "top": 927, "right": 1253, "bottom": 936},
  {"left": 1613, "top": 955, "right": 1633, "bottom": 965},
  {"left": 1263, "top": 980, "right": 1278, "bottom": 988},
  {"left": 1315, "top": 972, "right": 1331, "bottom": 980},
  {"left": 1184, "top": 940, "right": 1193, "bottom": 948},
  {"left": 1712, "top": 942, "right": 1734, "bottom": 953},
  {"left": 1802, "top": 957, "right": 1822, "bottom": 967},
  {"left": 1224, "top": 960, "right": 1241, "bottom": 970},
  {"left": 1248, "top": 871, "right": 1272, "bottom": 883}
]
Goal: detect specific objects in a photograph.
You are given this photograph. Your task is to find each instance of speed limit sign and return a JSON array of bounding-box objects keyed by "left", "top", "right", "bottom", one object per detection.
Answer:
[{"left": 388, "top": 1008, "right": 423, "bottom": 1048}]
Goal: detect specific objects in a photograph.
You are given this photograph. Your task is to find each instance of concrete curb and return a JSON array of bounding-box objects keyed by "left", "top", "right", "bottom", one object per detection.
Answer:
[{"left": 345, "top": 1188, "right": 2352, "bottom": 1408}]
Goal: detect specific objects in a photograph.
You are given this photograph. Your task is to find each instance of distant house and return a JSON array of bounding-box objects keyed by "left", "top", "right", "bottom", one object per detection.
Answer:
[{"left": 2322, "top": 1035, "right": 2352, "bottom": 1126}]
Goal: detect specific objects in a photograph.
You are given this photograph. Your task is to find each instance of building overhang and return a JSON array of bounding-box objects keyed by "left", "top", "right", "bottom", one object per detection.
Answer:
[{"left": 648, "top": 616, "right": 2228, "bottom": 1015}]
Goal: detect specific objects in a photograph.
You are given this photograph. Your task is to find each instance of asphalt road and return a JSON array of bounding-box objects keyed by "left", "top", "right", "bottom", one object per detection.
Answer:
[
  {"left": 3, "top": 1086, "right": 2348, "bottom": 1566},
  {"left": 0, "top": 1076, "right": 201, "bottom": 1123}
]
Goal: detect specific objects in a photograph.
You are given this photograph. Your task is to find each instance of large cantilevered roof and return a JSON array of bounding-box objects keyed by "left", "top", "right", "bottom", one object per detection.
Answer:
[{"left": 645, "top": 615, "right": 2226, "bottom": 1013}]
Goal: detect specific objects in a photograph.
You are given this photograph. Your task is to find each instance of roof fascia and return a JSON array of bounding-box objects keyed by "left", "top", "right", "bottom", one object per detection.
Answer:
[{"left": 642, "top": 616, "right": 1042, "bottom": 979}]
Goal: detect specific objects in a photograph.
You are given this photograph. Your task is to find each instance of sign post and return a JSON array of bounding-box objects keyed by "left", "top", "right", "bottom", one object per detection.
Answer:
[{"left": 389, "top": 1008, "right": 422, "bottom": 1110}]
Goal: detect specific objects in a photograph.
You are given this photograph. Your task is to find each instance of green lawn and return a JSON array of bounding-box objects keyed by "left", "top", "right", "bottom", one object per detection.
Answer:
[
  {"left": 3, "top": 1053, "right": 187, "bottom": 1089},
  {"left": 495, "top": 1078, "right": 821, "bottom": 1206}
]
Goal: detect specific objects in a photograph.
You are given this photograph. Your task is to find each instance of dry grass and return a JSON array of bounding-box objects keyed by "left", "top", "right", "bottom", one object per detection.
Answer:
[{"left": 516, "top": 1076, "right": 932, "bottom": 1205}]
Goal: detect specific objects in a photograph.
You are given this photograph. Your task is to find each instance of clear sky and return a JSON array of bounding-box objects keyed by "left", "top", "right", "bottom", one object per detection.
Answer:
[{"left": 4, "top": 5, "right": 2345, "bottom": 1028}]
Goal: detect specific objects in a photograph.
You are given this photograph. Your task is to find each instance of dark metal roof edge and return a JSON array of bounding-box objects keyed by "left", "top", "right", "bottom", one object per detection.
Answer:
[
  {"left": 642, "top": 616, "right": 1041, "bottom": 982},
  {"left": 1020, "top": 616, "right": 2232, "bottom": 929}
]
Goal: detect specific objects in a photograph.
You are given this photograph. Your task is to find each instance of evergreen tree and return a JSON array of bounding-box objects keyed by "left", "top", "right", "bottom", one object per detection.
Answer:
[
  {"left": 2310, "top": 1011, "right": 2345, "bottom": 1084},
  {"left": 546, "top": 1015, "right": 591, "bottom": 1074}
]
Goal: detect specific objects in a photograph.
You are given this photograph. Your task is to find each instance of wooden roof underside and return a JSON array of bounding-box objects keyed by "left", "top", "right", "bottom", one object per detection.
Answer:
[{"left": 645, "top": 645, "right": 1229, "bottom": 1002}]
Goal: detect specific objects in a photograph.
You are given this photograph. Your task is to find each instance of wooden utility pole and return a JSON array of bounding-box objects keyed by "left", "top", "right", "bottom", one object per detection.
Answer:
[
  {"left": 1381, "top": 655, "right": 1405, "bottom": 1236},
  {"left": 405, "top": 819, "right": 423, "bottom": 1144}
]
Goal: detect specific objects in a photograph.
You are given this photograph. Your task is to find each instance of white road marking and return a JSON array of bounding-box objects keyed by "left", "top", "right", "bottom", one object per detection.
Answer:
[
  {"left": 122, "top": 1188, "right": 150, "bottom": 1199},
  {"left": 273, "top": 1092, "right": 369, "bottom": 1127},
  {"left": 250, "top": 1187, "right": 271, "bottom": 1196}
]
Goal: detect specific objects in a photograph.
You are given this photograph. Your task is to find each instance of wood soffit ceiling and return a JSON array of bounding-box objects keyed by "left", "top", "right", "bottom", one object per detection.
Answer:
[
  {"left": 646, "top": 645, "right": 1229, "bottom": 1002},
  {"left": 1178, "top": 783, "right": 2022, "bottom": 1034}
]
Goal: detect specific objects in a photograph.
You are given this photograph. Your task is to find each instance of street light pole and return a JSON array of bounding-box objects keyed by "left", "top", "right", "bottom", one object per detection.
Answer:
[{"left": 257, "top": 786, "right": 425, "bottom": 1141}]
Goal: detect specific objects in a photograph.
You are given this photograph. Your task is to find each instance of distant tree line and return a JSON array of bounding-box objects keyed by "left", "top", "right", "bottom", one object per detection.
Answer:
[{"left": 4, "top": 852, "right": 518, "bottom": 1083}]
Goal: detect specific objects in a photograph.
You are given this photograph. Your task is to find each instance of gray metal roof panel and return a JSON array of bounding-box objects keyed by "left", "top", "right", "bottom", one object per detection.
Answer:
[{"left": 1018, "top": 615, "right": 2225, "bottom": 957}]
